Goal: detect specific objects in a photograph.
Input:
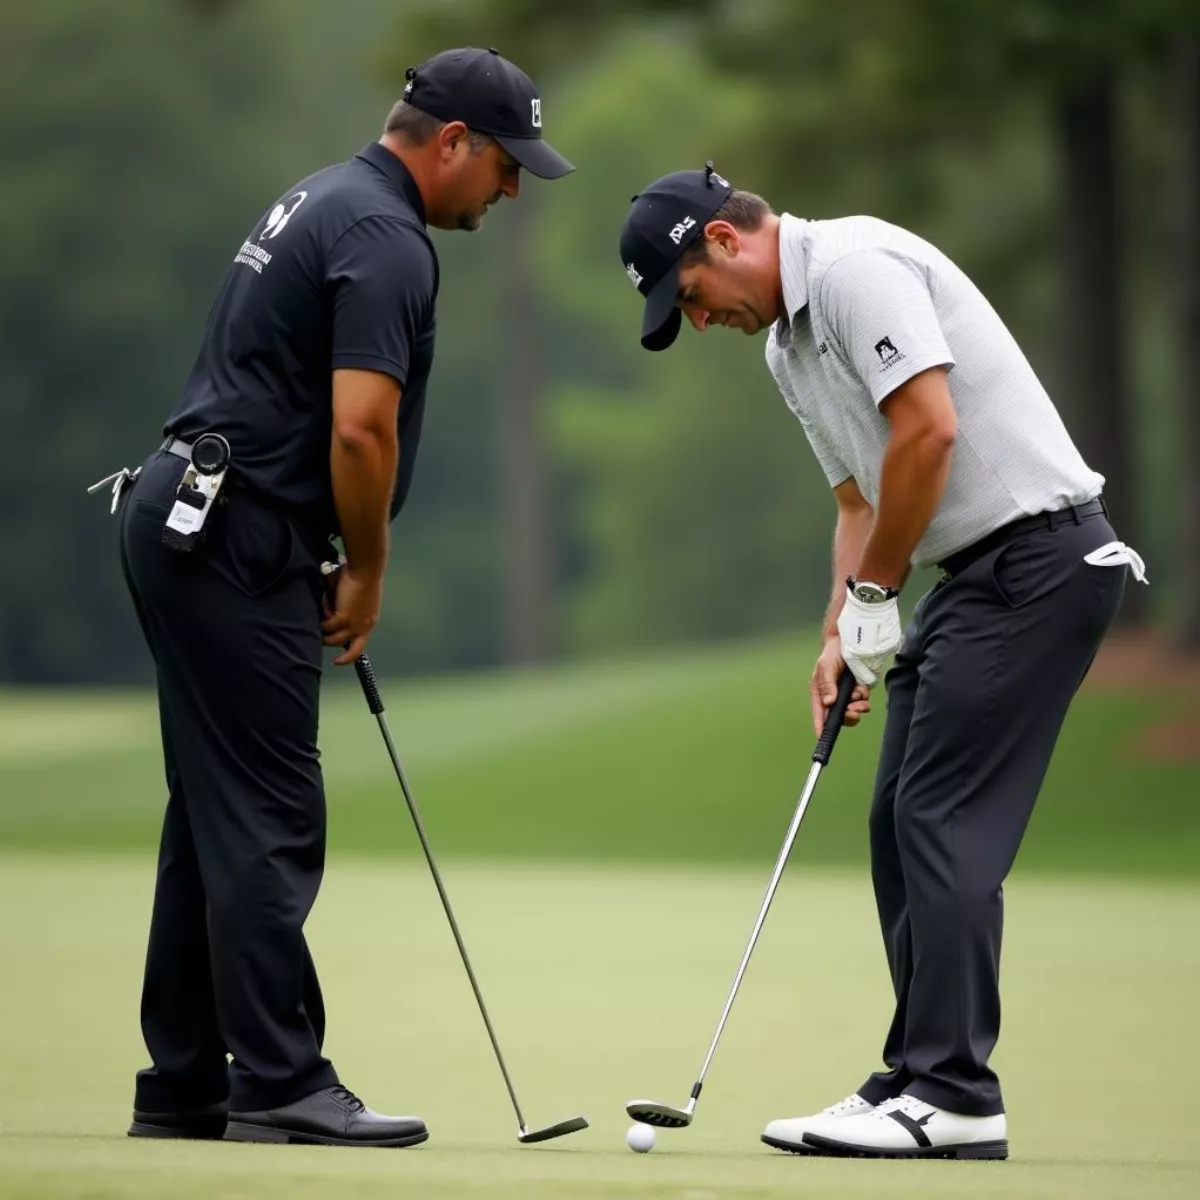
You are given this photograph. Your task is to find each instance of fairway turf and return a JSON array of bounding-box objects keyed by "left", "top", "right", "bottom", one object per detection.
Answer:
[
  {"left": 1, "top": 632, "right": 1198, "bottom": 874},
  {"left": 2, "top": 856, "right": 1198, "bottom": 1199}
]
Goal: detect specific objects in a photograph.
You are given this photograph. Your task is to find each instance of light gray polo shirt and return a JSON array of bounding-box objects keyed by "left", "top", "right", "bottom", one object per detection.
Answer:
[{"left": 765, "top": 213, "right": 1104, "bottom": 566}]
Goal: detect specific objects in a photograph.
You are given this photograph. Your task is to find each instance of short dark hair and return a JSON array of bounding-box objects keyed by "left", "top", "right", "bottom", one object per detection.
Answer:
[
  {"left": 681, "top": 190, "right": 773, "bottom": 264},
  {"left": 384, "top": 101, "right": 490, "bottom": 152}
]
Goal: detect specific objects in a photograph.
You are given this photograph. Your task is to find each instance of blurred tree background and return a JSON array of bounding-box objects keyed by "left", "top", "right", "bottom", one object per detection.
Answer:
[{"left": 2, "top": 0, "right": 1196, "bottom": 684}]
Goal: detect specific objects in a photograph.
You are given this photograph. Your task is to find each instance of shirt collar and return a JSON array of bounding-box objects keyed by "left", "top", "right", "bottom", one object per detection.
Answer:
[
  {"left": 777, "top": 212, "right": 810, "bottom": 321},
  {"left": 355, "top": 141, "right": 427, "bottom": 225}
]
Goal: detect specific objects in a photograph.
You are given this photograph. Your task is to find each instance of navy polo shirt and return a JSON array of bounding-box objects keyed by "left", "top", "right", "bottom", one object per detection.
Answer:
[{"left": 165, "top": 142, "right": 440, "bottom": 539}]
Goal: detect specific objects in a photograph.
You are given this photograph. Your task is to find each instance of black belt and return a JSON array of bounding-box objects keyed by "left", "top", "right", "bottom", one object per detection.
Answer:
[
  {"left": 160, "top": 434, "right": 193, "bottom": 462},
  {"left": 937, "top": 496, "right": 1108, "bottom": 579},
  {"left": 158, "top": 436, "right": 328, "bottom": 553},
  {"left": 159, "top": 434, "right": 250, "bottom": 493}
]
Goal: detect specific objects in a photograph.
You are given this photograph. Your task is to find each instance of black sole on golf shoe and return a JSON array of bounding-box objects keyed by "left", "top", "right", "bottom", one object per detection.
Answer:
[
  {"left": 224, "top": 1121, "right": 429, "bottom": 1148},
  {"left": 128, "top": 1121, "right": 228, "bottom": 1140},
  {"left": 761, "top": 1134, "right": 826, "bottom": 1155},
  {"left": 802, "top": 1133, "right": 1009, "bottom": 1160},
  {"left": 128, "top": 1102, "right": 229, "bottom": 1140}
]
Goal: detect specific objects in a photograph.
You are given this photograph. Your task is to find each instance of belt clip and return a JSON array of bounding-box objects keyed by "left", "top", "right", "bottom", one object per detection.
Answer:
[
  {"left": 161, "top": 433, "right": 231, "bottom": 552},
  {"left": 87, "top": 466, "right": 142, "bottom": 514}
]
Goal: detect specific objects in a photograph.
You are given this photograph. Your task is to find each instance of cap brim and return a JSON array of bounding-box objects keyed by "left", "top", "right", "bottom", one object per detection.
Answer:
[
  {"left": 641, "top": 262, "right": 683, "bottom": 352},
  {"left": 496, "top": 135, "right": 574, "bottom": 180}
]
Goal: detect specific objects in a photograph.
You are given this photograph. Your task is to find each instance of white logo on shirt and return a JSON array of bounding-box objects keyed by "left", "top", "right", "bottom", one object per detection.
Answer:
[
  {"left": 531, "top": 98, "right": 542, "bottom": 128},
  {"left": 260, "top": 191, "right": 308, "bottom": 240},
  {"left": 626, "top": 262, "right": 643, "bottom": 289},
  {"left": 234, "top": 241, "right": 272, "bottom": 274},
  {"left": 669, "top": 216, "right": 696, "bottom": 245},
  {"left": 234, "top": 190, "right": 307, "bottom": 274}
]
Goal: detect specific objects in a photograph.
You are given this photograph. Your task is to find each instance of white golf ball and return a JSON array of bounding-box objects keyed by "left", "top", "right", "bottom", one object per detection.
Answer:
[{"left": 626, "top": 1122, "right": 655, "bottom": 1153}]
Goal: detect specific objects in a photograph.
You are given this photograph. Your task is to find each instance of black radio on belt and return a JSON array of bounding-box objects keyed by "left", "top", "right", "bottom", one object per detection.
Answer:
[{"left": 161, "top": 433, "right": 232, "bottom": 552}]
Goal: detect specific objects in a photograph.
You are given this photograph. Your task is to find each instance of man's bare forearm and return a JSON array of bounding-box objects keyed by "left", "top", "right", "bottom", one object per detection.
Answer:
[
  {"left": 855, "top": 428, "right": 953, "bottom": 589},
  {"left": 331, "top": 429, "right": 396, "bottom": 578},
  {"left": 823, "top": 502, "right": 874, "bottom": 639}
]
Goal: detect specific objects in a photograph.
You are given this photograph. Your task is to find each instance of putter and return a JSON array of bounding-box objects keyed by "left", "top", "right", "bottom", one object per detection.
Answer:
[
  {"left": 336, "top": 618, "right": 587, "bottom": 1144},
  {"left": 626, "top": 668, "right": 858, "bottom": 1129}
]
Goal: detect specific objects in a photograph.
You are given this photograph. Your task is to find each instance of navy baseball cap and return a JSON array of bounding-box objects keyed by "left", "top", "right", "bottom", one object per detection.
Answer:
[
  {"left": 403, "top": 47, "right": 574, "bottom": 180},
  {"left": 619, "top": 163, "right": 734, "bottom": 350}
]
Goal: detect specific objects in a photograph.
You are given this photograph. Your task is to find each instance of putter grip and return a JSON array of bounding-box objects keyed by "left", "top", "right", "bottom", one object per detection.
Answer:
[
  {"left": 354, "top": 653, "right": 385, "bottom": 715},
  {"left": 812, "top": 669, "right": 857, "bottom": 765}
]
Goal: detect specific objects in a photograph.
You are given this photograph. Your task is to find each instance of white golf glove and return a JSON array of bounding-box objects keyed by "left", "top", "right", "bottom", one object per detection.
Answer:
[{"left": 837, "top": 586, "right": 903, "bottom": 687}]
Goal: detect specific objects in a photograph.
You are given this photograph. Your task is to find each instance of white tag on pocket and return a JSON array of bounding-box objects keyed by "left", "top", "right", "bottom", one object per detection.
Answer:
[
  {"left": 1084, "top": 541, "right": 1149, "bottom": 585},
  {"left": 161, "top": 464, "right": 227, "bottom": 551}
]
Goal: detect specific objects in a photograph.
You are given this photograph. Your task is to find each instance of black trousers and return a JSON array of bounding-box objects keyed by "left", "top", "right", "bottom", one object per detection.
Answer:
[
  {"left": 118, "top": 449, "right": 339, "bottom": 1112},
  {"left": 857, "top": 508, "right": 1126, "bottom": 1117}
]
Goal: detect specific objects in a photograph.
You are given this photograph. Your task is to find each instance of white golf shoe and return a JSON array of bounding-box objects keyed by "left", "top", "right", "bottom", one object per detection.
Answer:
[
  {"left": 801, "top": 1093, "right": 1008, "bottom": 1159},
  {"left": 761, "top": 1092, "right": 876, "bottom": 1154}
]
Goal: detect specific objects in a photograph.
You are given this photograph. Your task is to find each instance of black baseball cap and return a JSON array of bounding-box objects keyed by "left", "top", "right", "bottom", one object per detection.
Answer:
[
  {"left": 403, "top": 47, "right": 574, "bottom": 180},
  {"left": 619, "top": 163, "right": 734, "bottom": 351}
]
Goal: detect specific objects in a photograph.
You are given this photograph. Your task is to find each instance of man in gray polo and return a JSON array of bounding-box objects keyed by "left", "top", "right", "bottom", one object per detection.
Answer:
[{"left": 617, "top": 166, "right": 1147, "bottom": 1160}]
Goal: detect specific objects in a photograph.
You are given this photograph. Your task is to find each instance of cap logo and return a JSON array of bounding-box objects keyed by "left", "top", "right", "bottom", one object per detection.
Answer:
[
  {"left": 668, "top": 216, "right": 696, "bottom": 245},
  {"left": 531, "top": 98, "right": 542, "bottom": 128},
  {"left": 625, "top": 262, "right": 643, "bottom": 289}
]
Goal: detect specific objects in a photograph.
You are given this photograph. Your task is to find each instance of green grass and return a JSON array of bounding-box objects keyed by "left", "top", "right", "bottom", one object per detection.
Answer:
[
  {"left": 1, "top": 633, "right": 1197, "bottom": 874},
  {"left": 1, "top": 855, "right": 1198, "bottom": 1198}
]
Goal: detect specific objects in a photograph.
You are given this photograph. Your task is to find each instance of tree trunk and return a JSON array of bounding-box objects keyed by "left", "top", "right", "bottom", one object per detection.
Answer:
[
  {"left": 500, "top": 198, "right": 553, "bottom": 663},
  {"left": 1057, "top": 66, "right": 1144, "bottom": 624},
  {"left": 1174, "top": 38, "right": 1200, "bottom": 650}
]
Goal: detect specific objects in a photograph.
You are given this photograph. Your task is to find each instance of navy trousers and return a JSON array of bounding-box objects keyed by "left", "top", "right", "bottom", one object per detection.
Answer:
[
  {"left": 119, "top": 449, "right": 338, "bottom": 1112},
  {"left": 857, "top": 508, "right": 1126, "bottom": 1116}
]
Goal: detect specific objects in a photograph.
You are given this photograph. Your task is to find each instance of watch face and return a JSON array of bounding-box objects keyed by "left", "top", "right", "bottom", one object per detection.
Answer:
[{"left": 854, "top": 585, "right": 887, "bottom": 604}]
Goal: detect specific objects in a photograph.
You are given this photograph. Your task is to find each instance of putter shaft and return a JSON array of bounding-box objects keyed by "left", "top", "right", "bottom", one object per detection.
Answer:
[
  {"left": 628, "top": 670, "right": 857, "bottom": 1127},
  {"left": 352, "top": 651, "right": 586, "bottom": 1144},
  {"left": 370, "top": 704, "right": 529, "bottom": 1132},
  {"left": 693, "top": 759, "right": 822, "bottom": 1086}
]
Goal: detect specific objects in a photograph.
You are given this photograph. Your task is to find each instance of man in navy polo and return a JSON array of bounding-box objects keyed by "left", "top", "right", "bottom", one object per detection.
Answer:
[{"left": 114, "top": 48, "right": 572, "bottom": 1148}]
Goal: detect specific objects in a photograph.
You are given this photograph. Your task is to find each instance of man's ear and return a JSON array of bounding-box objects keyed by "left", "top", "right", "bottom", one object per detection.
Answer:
[
  {"left": 438, "top": 120, "right": 470, "bottom": 161},
  {"left": 703, "top": 219, "right": 741, "bottom": 257}
]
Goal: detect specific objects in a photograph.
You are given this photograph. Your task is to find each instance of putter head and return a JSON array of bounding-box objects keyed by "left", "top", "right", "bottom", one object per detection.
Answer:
[
  {"left": 626, "top": 1099, "right": 693, "bottom": 1128},
  {"left": 517, "top": 1115, "right": 589, "bottom": 1144}
]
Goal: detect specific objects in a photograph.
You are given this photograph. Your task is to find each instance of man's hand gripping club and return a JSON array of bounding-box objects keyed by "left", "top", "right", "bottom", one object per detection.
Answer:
[{"left": 321, "top": 559, "right": 382, "bottom": 665}]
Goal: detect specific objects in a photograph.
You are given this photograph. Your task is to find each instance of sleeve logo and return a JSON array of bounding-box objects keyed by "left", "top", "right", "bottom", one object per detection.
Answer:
[
  {"left": 874, "top": 336, "right": 906, "bottom": 369},
  {"left": 261, "top": 191, "right": 308, "bottom": 240},
  {"left": 234, "top": 190, "right": 307, "bottom": 275}
]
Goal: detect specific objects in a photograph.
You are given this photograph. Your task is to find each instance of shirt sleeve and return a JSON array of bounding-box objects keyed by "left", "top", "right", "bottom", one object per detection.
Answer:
[
  {"left": 766, "top": 335, "right": 852, "bottom": 489},
  {"left": 327, "top": 215, "right": 436, "bottom": 386},
  {"left": 820, "top": 248, "right": 955, "bottom": 406}
]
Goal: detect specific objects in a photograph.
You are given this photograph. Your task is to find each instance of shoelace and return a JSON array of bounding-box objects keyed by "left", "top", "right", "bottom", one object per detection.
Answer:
[
  {"left": 826, "top": 1094, "right": 868, "bottom": 1116},
  {"left": 873, "top": 1095, "right": 927, "bottom": 1120},
  {"left": 330, "top": 1086, "right": 366, "bottom": 1113}
]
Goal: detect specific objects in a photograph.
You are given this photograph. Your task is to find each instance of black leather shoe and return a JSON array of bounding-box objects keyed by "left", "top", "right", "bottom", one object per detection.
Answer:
[
  {"left": 128, "top": 1100, "right": 229, "bottom": 1140},
  {"left": 224, "top": 1085, "right": 428, "bottom": 1147}
]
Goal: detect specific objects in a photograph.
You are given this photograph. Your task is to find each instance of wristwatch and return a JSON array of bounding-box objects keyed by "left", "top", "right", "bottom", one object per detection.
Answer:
[{"left": 847, "top": 576, "right": 900, "bottom": 604}]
